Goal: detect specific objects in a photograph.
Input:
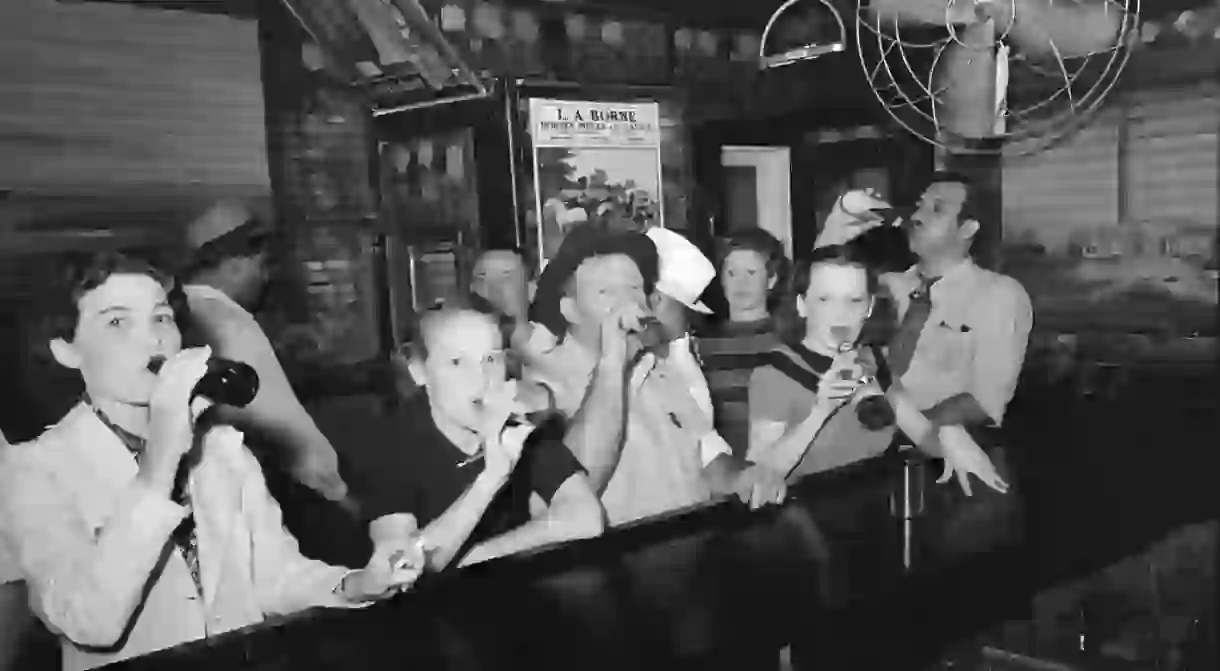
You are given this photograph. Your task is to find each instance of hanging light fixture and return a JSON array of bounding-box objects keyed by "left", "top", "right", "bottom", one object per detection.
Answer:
[{"left": 759, "top": 0, "right": 848, "bottom": 68}]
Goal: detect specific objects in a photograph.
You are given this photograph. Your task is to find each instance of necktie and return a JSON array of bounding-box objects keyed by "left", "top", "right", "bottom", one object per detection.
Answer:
[
  {"left": 87, "top": 398, "right": 204, "bottom": 598},
  {"left": 887, "top": 276, "right": 940, "bottom": 378}
]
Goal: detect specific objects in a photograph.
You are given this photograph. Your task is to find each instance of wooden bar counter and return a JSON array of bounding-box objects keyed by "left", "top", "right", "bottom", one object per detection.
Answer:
[{"left": 103, "top": 371, "right": 1218, "bottom": 671}]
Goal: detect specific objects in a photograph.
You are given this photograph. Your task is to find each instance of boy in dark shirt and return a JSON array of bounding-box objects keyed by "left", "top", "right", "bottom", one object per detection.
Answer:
[{"left": 346, "top": 298, "right": 604, "bottom": 570}]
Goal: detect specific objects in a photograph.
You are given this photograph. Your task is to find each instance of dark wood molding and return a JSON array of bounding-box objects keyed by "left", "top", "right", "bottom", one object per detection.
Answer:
[{"left": 66, "top": 0, "right": 780, "bottom": 31}]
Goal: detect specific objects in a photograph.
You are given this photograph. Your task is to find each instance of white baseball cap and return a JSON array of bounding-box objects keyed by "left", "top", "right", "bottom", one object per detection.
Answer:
[{"left": 645, "top": 227, "right": 714, "bottom": 314}]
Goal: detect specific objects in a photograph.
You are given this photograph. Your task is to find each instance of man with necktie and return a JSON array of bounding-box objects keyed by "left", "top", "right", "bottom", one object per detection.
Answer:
[
  {"left": 884, "top": 173, "right": 1032, "bottom": 560},
  {"left": 813, "top": 175, "right": 1031, "bottom": 560},
  {"left": 888, "top": 172, "right": 1032, "bottom": 440}
]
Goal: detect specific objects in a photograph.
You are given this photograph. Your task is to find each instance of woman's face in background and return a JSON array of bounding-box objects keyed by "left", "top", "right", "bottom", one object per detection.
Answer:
[
  {"left": 797, "top": 262, "right": 873, "bottom": 352},
  {"left": 720, "top": 249, "right": 776, "bottom": 320}
]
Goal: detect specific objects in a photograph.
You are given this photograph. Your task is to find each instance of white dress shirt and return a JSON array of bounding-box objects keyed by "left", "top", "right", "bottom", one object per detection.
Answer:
[
  {"left": 893, "top": 260, "right": 1034, "bottom": 424},
  {"left": 525, "top": 336, "right": 730, "bottom": 527},
  {"left": 0, "top": 404, "right": 360, "bottom": 671}
]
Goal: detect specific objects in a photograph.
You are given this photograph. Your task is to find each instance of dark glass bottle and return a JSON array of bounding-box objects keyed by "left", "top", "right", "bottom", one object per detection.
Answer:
[
  {"left": 194, "top": 359, "right": 260, "bottom": 408},
  {"left": 147, "top": 357, "right": 260, "bottom": 408}
]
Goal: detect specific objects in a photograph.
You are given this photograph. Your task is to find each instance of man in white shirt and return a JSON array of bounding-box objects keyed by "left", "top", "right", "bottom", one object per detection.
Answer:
[
  {"left": 888, "top": 172, "right": 1033, "bottom": 430},
  {"left": 878, "top": 173, "right": 1032, "bottom": 559},
  {"left": 524, "top": 227, "right": 783, "bottom": 527}
]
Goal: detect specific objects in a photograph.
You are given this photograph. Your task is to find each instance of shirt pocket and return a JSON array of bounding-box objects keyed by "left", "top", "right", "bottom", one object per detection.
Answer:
[{"left": 920, "top": 322, "right": 974, "bottom": 373}]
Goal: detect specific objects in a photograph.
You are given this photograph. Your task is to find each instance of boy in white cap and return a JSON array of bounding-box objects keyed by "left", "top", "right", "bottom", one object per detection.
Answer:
[
  {"left": 644, "top": 227, "right": 787, "bottom": 509},
  {"left": 180, "top": 201, "right": 349, "bottom": 505}
]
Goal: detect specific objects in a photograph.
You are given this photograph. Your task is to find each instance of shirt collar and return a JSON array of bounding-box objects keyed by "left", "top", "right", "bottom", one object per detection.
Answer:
[{"left": 906, "top": 258, "right": 976, "bottom": 291}]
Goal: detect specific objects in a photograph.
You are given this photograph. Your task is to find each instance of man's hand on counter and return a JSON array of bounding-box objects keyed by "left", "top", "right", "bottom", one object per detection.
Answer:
[{"left": 934, "top": 425, "right": 1010, "bottom": 497}]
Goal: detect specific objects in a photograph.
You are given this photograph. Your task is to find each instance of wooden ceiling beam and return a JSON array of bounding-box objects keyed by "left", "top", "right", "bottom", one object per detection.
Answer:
[{"left": 61, "top": 0, "right": 781, "bottom": 31}]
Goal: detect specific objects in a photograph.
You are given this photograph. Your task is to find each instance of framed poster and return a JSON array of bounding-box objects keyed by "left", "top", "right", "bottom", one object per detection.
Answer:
[{"left": 528, "top": 99, "right": 665, "bottom": 265}]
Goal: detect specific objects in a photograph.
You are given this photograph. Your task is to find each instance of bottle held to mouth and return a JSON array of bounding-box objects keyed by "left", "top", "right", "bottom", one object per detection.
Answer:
[
  {"left": 828, "top": 325, "right": 895, "bottom": 430},
  {"left": 634, "top": 315, "right": 669, "bottom": 350},
  {"left": 147, "top": 356, "right": 260, "bottom": 408}
]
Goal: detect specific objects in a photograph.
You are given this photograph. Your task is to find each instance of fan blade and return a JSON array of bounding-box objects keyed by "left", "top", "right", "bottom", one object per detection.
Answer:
[
  {"left": 867, "top": 0, "right": 981, "bottom": 26},
  {"left": 990, "top": 0, "right": 1125, "bottom": 59},
  {"left": 933, "top": 21, "right": 999, "bottom": 139}
]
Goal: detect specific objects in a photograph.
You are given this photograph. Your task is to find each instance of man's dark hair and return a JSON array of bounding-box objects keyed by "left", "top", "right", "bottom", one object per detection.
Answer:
[
  {"left": 927, "top": 170, "right": 983, "bottom": 227},
  {"left": 42, "top": 251, "right": 189, "bottom": 344}
]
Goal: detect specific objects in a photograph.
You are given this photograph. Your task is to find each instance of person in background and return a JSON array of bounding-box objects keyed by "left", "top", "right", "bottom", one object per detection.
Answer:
[
  {"left": 470, "top": 246, "right": 557, "bottom": 373},
  {"left": 644, "top": 227, "right": 787, "bottom": 508},
  {"left": 697, "top": 228, "right": 791, "bottom": 459},
  {"left": 344, "top": 296, "right": 604, "bottom": 570},
  {"left": 471, "top": 246, "right": 533, "bottom": 327},
  {"left": 0, "top": 253, "right": 420, "bottom": 671},
  {"left": 180, "top": 201, "right": 348, "bottom": 505}
]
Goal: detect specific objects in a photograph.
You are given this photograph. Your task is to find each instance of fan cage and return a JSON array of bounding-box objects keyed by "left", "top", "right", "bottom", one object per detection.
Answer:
[{"left": 855, "top": 0, "right": 1141, "bottom": 156}]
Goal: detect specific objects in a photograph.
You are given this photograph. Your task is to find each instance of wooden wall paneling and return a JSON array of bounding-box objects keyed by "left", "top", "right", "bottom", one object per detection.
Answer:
[
  {"left": 1002, "top": 109, "right": 1123, "bottom": 257},
  {"left": 1125, "top": 84, "right": 1219, "bottom": 236},
  {"left": 0, "top": 0, "right": 268, "bottom": 191}
]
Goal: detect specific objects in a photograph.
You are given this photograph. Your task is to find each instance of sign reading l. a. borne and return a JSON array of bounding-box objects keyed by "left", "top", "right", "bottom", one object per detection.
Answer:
[{"left": 530, "top": 99, "right": 661, "bottom": 148}]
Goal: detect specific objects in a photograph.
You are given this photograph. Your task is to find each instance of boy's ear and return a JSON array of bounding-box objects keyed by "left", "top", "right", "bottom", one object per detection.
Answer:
[{"left": 50, "top": 338, "right": 82, "bottom": 370}]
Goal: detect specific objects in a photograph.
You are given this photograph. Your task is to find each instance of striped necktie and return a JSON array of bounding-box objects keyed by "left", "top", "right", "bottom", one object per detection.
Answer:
[{"left": 887, "top": 276, "right": 940, "bottom": 378}]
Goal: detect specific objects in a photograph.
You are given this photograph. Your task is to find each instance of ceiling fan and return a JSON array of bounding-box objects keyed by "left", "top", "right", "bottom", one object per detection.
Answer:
[{"left": 861, "top": 0, "right": 1136, "bottom": 147}]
